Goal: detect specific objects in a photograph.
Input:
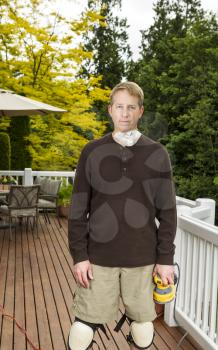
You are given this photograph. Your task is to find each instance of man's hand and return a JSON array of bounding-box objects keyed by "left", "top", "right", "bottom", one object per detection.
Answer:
[
  {"left": 153, "top": 264, "right": 174, "bottom": 285},
  {"left": 73, "top": 260, "right": 93, "bottom": 288}
]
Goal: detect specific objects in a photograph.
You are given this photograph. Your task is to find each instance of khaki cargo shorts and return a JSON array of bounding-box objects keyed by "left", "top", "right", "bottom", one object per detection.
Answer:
[{"left": 72, "top": 264, "right": 157, "bottom": 324}]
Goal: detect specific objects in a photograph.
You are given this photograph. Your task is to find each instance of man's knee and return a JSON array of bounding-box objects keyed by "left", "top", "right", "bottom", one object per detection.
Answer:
[
  {"left": 127, "top": 320, "right": 154, "bottom": 349},
  {"left": 68, "top": 318, "right": 96, "bottom": 350},
  {"left": 68, "top": 317, "right": 109, "bottom": 350}
]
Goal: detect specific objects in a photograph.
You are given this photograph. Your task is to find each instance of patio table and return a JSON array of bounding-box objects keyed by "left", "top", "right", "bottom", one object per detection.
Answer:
[{"left": 0, "top": 190, "right": 10, "bottom": 195}]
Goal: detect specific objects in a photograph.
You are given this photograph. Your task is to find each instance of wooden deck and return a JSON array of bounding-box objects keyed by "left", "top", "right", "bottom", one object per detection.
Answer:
[{"left": 0, "top": 214, "right": 201, "bottom": 350}]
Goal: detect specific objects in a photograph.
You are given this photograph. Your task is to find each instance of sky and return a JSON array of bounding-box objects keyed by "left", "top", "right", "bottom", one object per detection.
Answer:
[{"left": 54, "top": 0, "right": 218, "bottom": 60}]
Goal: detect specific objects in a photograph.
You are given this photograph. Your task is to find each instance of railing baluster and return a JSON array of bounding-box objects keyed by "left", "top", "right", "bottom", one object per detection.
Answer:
[
  {"left": 190, "top": 235, "right": 198, "bottom": 321},
  {"left": 216, "top": 297, "right": 218, "bottom": 346},
  {"left": 177, "top": 228, "right": 182, "bottom": 308},
  {"left": 184, "top": 231, "right": 192, "bottom": 316},
  {"left": 202, "top": 242, "right": 212, "bottom": 333},
  {"left": 196, "top": 238, "right": 205, "bottom": 327},
  {"left": 208, "top": 247, "right": 218, "bottom": 342},
  {"left": 180, "top": 229, "right": 187, "bottom": 311}
]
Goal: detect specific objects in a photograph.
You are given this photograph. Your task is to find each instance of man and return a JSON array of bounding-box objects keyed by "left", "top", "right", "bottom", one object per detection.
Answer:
[{"left": 68, "top": 81, "right": 177, "bottom": 350}]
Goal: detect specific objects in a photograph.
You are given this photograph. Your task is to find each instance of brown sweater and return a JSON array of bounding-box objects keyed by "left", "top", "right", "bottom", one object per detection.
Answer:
[{"left": 68, "top": 132, "right": 177, "bottom": 267}]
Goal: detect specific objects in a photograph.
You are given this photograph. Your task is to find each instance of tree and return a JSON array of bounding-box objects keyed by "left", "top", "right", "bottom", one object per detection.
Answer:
[
  {"left": 81, "top": 0, "right": 131, "bottom": 88},
  {"left": 128, "top": 0, "right": 218, "bottom": 219},
  {"left": 128, "top": 0, "right": 205, "bottom": 125},
  {"left": 0, "top": 0, "right": 110, "bottom": 170},
  {"left": 161, "top": 19, "right": 218, "bottom": 206},
  {"left": 80, "top": 0, "right": 131, "bottom": 129}
]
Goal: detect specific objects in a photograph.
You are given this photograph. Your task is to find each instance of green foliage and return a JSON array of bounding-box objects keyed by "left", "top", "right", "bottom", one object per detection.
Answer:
[
  {"left": 175, "top": 175, "right": 216, "bottom": 201},
  {"left": 0, "top": 132, "right": 11, "bottom": 170},
  {"left": 9, "top": 117, "right": 32, "bottom": 170},
  {"left": 128, "top": 0, "right": 218, "bottom": 220},
  {"left": 58, "top": 182, "right": 73, "bottom": 206},
  {"left": 0, "top": 0, "right": 110, "bottom": 170},
  {"left": 81, "top": 0, "right": 131, "bottom": 88},
  {"left": 0, "top": 175, "right": 17, "bottom": 184},
  {"left": 80, "top": 0, "right": 131, "bottom": 131},
  {"left": 214, "top": 177, "right": 218, "bottom": 186}
]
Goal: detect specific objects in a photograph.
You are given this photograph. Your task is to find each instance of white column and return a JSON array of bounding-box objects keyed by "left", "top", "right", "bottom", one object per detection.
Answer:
[
  {"left": 23, "top": 168, "right": 33, "bottom": 185},
  {"left": 195, "top": 198, "right": 216, "bottom": 225}
]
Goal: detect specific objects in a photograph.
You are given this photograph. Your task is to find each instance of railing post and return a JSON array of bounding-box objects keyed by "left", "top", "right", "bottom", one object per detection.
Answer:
[
  {"left": 195, "top": 198, "right": 216, "bottom": 225},
  {"left": 164, "top": 205, "right": 192, "bottom": 327},
  {"left": 23, "top": 168, "right": 33, "bottom": 185}
]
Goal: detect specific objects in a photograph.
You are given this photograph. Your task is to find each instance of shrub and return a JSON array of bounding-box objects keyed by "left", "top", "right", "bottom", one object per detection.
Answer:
[
  {"left": 9, "top": 116, "right": 32, "bottom": 170},
  {"left": 58, "top": 182, "right": 73, "bottom": 206},
  {"left": 0, "top": 132, "right": 11, "bottom": 170}
]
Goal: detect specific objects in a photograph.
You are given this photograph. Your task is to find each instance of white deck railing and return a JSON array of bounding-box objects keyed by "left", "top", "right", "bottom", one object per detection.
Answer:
[
  {"left": 165, "top": 198, "right": 218, "bottom": 350},
  {"left": 0, "top": 168, "right": 76, "bottom": 186}
]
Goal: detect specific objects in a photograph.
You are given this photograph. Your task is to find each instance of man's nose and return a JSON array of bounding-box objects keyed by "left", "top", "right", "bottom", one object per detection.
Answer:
[{"left": 121, "top": 107, "right": 129, "bottom": 117}]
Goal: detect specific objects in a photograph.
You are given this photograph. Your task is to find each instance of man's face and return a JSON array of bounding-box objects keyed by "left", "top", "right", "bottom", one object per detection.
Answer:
[{"left": 108, "top": 89, "right": 144, "bottom": 133}]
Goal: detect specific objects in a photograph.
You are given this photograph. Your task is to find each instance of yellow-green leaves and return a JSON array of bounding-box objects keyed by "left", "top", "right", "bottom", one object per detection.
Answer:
[{"left": 0, "top": 0, "right": 110, "bottom": 170}]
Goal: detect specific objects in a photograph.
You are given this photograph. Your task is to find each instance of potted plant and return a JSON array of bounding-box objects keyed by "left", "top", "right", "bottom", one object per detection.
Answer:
[
  {"left": 58, "top": 182, "right": 73, "bottom": 218},
  {"left": 0, "top": 175, "right": 17, "bottom": 190}
]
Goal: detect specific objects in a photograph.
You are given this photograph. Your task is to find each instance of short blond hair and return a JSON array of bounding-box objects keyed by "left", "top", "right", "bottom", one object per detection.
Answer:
[{"left": 109, "top": 81, "right": 144, "bottom": 107}]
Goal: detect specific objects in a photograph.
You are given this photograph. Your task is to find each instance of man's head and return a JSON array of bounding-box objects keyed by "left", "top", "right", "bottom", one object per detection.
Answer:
[
  {"left": 109, "top": 81, "right": 144, "bottom": 107},
  {"left": 108, "top": 81, "right": 144, "bottom": 133}
]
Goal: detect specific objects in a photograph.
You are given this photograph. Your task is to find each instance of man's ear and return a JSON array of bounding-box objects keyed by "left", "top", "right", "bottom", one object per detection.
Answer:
[
  {"left": 108, "top": 105, "right": 112, "bottom": 117},
  {"left": 139, "top": 106, "right": 144, "bottom": 118}
]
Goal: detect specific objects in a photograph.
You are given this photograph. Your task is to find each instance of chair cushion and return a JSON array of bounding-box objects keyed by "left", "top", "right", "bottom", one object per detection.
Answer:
[
  {"left": 0, "top": 206, "right": 37, "bottom": 217},
  {"left": 38, "top": 199, "right": 56, "bottom": 209},
  {"left": 11, "top": 209, "right": 38, "bottom": 217},
  {"left": 0, "top": 205, "right": 9, "bottom": 214},
  {"left": 35, "top": 177, "right": 61, "bottom": 196},
  {"left": 44, "top": 180, "right": 61, "bottom": 196},
  {"left": 34, "top": 177, "right": 48, "bottom": 194}
]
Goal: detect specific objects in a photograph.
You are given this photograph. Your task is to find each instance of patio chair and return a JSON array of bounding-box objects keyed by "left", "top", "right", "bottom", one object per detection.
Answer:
[
  {"left": 35, "top": 177, "right": 62, "bottom": 226},
  {"left": 0, "top": 185, "right": 40, "bottom": 240}
]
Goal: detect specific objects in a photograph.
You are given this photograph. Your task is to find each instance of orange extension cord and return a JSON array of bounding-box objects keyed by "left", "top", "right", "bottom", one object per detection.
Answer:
[{"left": 0, "top": 304, "right": 42, "bottom": 350}]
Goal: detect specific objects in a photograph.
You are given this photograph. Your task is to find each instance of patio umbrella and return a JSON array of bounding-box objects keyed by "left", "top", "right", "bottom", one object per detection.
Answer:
[{"left": 0, "top": 89, "right": 66, "bottom": 116}]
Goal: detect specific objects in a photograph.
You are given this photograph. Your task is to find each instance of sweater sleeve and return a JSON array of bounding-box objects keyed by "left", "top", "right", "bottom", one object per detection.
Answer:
[
  {"left": 68, "top": 146, "right": 91, "bottom": 264},
  {"left": 155, "top": 146, "right": 177, "bottom": 265}
]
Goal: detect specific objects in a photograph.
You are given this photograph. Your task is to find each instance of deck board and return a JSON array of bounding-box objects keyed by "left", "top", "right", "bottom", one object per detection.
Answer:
[
  {"left": 14, "top": 227, "right": 25, "bottom": 350},
  {"left": 2, "top": 232, "right": 15, "bottom": 350},
  {"left": 22, "top": 229, "right": 39, "bottom": 350},
  {"left": 0, "top": 233, "right": 9, "bottom": 344},
  {"left": 0, "top": 215, "right": 201, "bottom": 350}
]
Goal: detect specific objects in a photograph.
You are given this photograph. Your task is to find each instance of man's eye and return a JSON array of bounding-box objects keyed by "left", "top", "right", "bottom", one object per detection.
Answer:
[{"left": 129, "top": 106, "right": 136, "bottom": 110}]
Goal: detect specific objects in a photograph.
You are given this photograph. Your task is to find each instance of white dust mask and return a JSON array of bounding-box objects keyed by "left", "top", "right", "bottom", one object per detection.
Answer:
[{"left": 112, "top": 129, "right": 141, "bottom": 147}]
